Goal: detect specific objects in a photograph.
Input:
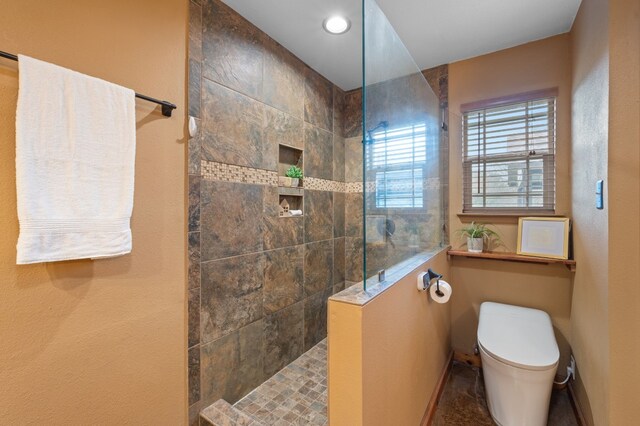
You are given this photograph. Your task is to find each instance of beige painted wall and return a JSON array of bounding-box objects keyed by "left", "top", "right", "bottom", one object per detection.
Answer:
[
  {"left": 607, "top": 0, "right": 640, "bottom": 423},
  {"left": 448, "top": 34, "right": 572, "bottom": 248},
  {"left": 328, "top": 251, "right": 451, "bottom": 426},
  {"left": 448, "top": 35, "right": 575, "bottom": 369},
  {"left": 569, "top": 0, "right": 610, "bottom": 423},
  {"left": 0, "top": 1, "right": 188, "bottom": 424}
]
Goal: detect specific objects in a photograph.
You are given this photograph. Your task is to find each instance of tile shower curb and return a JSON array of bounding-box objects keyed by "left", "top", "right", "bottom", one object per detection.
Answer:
[{"left": 330, "top": 246, "right": 451, "bottom": 306}]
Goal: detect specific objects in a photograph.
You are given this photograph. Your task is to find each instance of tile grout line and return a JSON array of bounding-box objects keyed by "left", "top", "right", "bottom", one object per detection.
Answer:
[
  {"left": 200, "top": 71, "right": 333, "bottom": 135},
  {"left": 199, "top": 236, "right": 343, "bottom": 265}
]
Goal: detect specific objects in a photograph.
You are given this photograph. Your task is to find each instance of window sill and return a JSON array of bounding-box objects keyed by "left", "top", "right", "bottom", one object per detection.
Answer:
[{"left": 457, "top": 211, "right": 561, "bottom": 223}]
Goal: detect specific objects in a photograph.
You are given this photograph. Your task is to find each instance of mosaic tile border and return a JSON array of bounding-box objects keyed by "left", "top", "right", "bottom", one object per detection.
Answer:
[
  {"left": 200, "top": 160, "right": 440, "bottom": 194},
  {"left": 345, "top": 182, "right": 362, "bottom": 193},
  {"left": 201, "top": 160, "right": 278, "bottom": 186},
  {"left": 345, "top": 181, "right": 377, "bottom": 193},
  {"left": 303, "top": 177, "right": 345, "bottom": 192},
  {"left": 201, "top": 160, "right": 358, "bottom": 193}
]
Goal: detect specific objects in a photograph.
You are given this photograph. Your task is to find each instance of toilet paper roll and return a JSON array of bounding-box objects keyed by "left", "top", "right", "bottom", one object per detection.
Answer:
[{"left": 430, "top": 280, "right": 452, "bottom": 304}]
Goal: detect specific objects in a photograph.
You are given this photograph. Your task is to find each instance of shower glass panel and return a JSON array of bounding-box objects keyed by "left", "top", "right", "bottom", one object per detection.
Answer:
[{"left": 363, "top": 0, "right": 443, "bottom": 290}]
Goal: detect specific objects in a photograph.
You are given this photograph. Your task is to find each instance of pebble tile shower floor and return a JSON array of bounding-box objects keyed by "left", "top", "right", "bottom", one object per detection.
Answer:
[{"left": 232, "top": 339, "right": 328, "bottom": 425}]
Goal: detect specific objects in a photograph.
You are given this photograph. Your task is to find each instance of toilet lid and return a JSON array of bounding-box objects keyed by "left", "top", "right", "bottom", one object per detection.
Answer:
[{"left": 478, "top": 302, "right": 559, "bottom": 370}]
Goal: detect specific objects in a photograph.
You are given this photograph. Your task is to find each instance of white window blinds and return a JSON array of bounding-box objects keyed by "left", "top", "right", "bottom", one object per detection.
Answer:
[
  {"left": 367, "top": 124, "right": 427, "bottom": 209},
  {"left": 462, "top": 89, "right": 557, "bottom": 213}
]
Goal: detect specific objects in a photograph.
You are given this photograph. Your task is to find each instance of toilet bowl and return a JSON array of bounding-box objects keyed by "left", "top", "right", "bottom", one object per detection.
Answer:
[{"left": 478, "top": 302, "right": 559, "bottom": 426}]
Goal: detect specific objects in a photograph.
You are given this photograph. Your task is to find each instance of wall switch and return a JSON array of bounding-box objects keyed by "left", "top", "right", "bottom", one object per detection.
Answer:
[{"left": 596, "top": 180, "right": 604, "bottom": 209}]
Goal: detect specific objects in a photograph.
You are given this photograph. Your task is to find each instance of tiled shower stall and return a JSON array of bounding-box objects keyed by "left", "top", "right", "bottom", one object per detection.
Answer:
[{"left": 187, "top": 0, "right": 448, "bottom": 422}]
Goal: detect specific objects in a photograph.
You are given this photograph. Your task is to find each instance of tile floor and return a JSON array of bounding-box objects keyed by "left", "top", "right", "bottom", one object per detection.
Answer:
[
  {"left": 205, "top": 343, "right": 578, "bottom": 426},
  {"left": 432, "top": 361, "right": 579, "bottom": 426},
  {"left": 232, "top": 339, "right": 328, "bottom": 425}
]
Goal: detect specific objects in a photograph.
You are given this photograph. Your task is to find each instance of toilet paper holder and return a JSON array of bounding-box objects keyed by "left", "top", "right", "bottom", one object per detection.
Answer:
[{"left": 417, "top": 268, "right": 445, "bottom": 297}]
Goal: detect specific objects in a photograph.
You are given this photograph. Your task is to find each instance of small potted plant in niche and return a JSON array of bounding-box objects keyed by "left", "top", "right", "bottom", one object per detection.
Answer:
[
  {"left": 285, "top": 165, "right": 303, "bottom": 187},
  {"left": 456, "top": 222, "right": 501, "bottom": 253}
]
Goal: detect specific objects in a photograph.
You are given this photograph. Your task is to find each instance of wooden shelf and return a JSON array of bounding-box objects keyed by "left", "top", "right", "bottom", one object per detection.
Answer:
[{"left": 447, "top": 250, "right": 576, "bottom": 272}]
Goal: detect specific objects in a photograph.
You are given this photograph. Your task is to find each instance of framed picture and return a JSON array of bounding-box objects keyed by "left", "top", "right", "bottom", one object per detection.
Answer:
[{"left": 517, "top": 217, "right": 570, "bottom": 260}]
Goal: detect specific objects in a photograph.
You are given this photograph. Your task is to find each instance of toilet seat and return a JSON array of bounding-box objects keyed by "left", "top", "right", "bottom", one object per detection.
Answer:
[{"left": 478, "top": 302, "right": 559, "bottom": 371}]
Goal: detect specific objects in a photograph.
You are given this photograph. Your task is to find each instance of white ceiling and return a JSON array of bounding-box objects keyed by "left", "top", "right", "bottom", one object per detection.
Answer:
[{"left": 222, "top": 0, "right": 581, "bottom": 91}]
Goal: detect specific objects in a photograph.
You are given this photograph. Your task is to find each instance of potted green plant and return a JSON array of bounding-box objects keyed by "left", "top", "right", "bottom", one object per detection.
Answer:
[
  {"left": 456, "top": 222, "right": 501, "bottom": 253},
  {"left": 285, "top": 165, "right": 303, "bottom": 187}
]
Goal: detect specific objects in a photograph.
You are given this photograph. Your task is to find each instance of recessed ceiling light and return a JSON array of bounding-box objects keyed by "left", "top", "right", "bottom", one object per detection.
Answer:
[{"left": 323, "top": 16, "right": 351, "bottom": 35}]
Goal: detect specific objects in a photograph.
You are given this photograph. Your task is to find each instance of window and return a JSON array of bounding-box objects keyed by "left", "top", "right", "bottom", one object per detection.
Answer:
[
  {"left": 366, "top": 123, "right": 427, "bottom": 209},
  {"left": 462, "top": 89, "right": 557, "bottom": 213}
]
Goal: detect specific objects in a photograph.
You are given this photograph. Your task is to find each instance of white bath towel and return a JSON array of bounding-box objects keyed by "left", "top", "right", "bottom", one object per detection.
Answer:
[{"left": 15, "top": 55, "right": 136, "bottom": 264}]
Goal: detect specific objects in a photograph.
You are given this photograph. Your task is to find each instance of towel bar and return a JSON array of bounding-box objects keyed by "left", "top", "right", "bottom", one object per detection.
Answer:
[{"left": 0, "top": 50, "right": 177, "bottom": 117}]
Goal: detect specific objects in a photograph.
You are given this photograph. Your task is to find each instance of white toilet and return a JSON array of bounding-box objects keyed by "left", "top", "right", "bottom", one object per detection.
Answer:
[{"left": 477, "top": 302, "right": 559, "bottom": 426}]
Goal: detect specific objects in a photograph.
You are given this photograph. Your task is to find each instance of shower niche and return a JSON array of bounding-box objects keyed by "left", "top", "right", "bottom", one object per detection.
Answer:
[
  {"left": 278, "top": 143, "right": 304, "bottom": 217},
  {"left": 278, "top": 188, "right": 303, "bottom": 217}
]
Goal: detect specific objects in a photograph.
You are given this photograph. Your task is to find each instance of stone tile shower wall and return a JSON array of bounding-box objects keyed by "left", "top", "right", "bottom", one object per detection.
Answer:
[{"left": 187, "top": 0, "right": 348, "bottom": 420}]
